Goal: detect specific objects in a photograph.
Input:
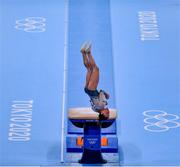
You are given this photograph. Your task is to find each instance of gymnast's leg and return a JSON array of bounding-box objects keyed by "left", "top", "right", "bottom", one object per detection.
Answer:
[{"left": 85, "top": 51, "right": 99, "bottom": 91}]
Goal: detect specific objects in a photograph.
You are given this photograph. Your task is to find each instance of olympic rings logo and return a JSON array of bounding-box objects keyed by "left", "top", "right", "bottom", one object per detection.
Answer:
[
  {"left": 89, "top": 140, "right": 96, "bottom": 144},
  {"left": 87, "top": 138, "right": 97, "bottom": 145},
  {"left": 15, "top": 17, "right": 46, "bottom": 32},
  {"left": 143, "top": 110, "right": 180, "bottom": 132}
]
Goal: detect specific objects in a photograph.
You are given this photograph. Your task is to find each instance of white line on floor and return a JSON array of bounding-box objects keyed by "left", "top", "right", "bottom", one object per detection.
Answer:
[{"left": 61, "top": 0, "right": 69, "bottom": 163}]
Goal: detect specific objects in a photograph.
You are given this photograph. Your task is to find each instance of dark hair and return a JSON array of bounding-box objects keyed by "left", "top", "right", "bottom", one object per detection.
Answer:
[{"left": 99, "top": 113, "right": 108, "bottom": 120}]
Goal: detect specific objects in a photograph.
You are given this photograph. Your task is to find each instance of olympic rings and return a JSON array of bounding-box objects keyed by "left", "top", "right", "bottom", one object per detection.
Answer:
[
  {"left": 15, "top": 17, "right": 46, "bottom": 32},
  {"left": 143, "top": 110, "right": 180, "bottom": 132}
]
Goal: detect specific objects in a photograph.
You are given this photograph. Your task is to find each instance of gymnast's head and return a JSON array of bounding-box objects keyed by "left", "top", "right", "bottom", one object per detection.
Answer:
[{"left": 99, "top": 108, "right": 110, "bottom": 120}]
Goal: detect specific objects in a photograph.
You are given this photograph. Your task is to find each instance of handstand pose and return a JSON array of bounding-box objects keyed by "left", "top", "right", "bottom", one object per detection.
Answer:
[{"left": 81, "top": 42, "right": 110, "bottom": 120}]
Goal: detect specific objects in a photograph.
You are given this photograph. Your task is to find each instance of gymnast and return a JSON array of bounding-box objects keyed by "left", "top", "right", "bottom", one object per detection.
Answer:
[{"left": 80, "top": 42, "right": 110, "bottom": 120}]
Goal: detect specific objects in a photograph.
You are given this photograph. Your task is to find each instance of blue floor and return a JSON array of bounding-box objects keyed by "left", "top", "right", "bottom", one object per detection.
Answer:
[
  {"left": 111, "top": 0, "right": 180, "bottom": 165},
  {"left": 0, "top": 0, "right": 180, "bottom": 166}
]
